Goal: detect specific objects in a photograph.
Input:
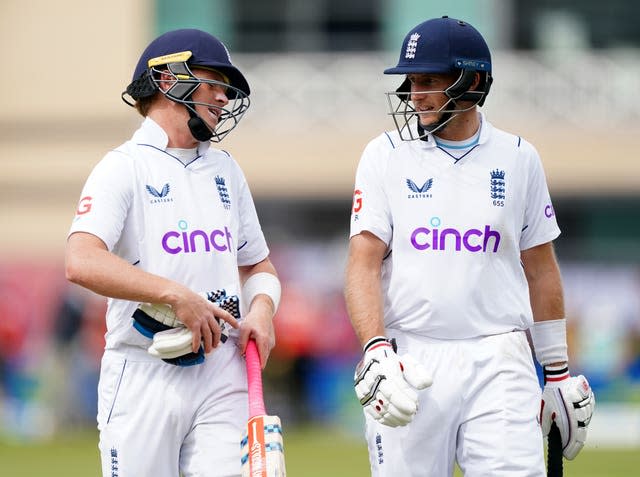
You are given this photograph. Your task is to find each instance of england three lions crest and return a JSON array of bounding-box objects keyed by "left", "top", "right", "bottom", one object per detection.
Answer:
[
  {"left": 215, "top": 175, "right": 231, "bottom": 210},
  {"left": 490, "top": 169, "right": 505, "bottom": 207}
]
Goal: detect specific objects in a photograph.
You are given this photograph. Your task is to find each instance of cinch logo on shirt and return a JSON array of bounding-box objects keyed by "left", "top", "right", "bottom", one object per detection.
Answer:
[
  {"left": 544, "top": 204, "right": 555, "bottom": 218},
  {"left": 410, "top": 217, "right": 501, "bottom": 253},
  {"left": 161, "top": 220, "right": 233, "bottom": 255}
]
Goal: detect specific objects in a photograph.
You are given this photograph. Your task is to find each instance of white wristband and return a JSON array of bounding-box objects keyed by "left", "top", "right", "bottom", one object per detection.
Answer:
[
  {"left": 530, "top": 318, "right": 568, "bottom": 366},
  {"left": 241, "top": 272, "right": 281, "bottom": 314}
]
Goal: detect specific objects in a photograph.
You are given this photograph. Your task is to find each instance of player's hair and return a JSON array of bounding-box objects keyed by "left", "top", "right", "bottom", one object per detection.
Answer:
[{"left": 134, "top": 95, "right": 156, "bottom": 117}]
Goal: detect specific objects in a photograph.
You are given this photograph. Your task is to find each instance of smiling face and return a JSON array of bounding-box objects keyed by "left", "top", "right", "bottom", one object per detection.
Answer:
[
  {"left": 147, "top": 63, "right": 250, "bottom": 145},
  {"left": 407, "top": 72, "right": 459, "bottom": 129},
  {"left": 189, "top": 68, "right": 231, "bottom": 130}
]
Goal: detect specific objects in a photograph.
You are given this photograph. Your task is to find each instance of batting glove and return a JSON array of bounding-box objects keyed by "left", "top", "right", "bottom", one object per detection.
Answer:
[
  {"left": 132, "top": 290, "right": 239, "bottom": 366},
  {"left": 354, "top": 336, "right": 432, "bottom": 427},
  {"left": 540, "top": 365, "right": 595, "bottom": 460}
]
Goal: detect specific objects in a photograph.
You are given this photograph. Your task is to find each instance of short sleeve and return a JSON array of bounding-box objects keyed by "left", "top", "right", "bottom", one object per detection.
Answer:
[
  {"left": 520, "top": 143, "right": 561, "bottom": 250},
  {"left": 349, "top": 137, "right": 393, "bottom": 245},
  {"left": 68, "top": 151, "right": 133, "bottom": 251},
  {"left": 233, "top": 162, "right": 269, "bottom": 266}
]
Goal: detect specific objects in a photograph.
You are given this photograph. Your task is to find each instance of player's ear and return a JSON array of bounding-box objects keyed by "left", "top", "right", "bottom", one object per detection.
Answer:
[
  {"left": 470, "top": 72, "right": 481, "bottom": 91},
  {"left": 157, "top": 70, "right": 174, "bottom": 92}
]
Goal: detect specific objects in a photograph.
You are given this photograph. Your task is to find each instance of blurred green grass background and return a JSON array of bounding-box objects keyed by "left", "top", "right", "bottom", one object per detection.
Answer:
[{"left": 1, "top": 425, "right": 638, "bottom": 476}]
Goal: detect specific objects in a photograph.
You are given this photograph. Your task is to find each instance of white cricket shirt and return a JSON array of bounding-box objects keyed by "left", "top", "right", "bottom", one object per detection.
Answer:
[
  {"left": 350, "top": 114, "right": 560, "bottom": 339},
  {"left": 69, "top": 118, "right": 269, "bottom": 349}
]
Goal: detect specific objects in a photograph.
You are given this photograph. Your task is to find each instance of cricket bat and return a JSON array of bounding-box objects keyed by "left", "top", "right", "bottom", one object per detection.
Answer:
[
  {"left": 241, "top": 340, "right": 286, "bottom": 477},
  {"left": 547, "top": 422, "right": 563, "bottom": 477}
]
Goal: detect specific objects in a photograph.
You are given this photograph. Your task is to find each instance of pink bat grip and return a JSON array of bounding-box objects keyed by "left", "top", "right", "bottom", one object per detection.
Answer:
[{"left": 246, "top": 340, "right": 266, "bottom": 418}]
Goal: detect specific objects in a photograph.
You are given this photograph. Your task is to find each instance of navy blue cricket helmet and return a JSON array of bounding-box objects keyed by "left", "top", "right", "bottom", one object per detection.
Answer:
[
  {"left": 122, "top": 29, "right": 251, "bottom": 142},
  {"left": 385, "top": 16, "right": 492, "bottom": 106},
  {"left": 384, "top": 16, "right": 493, "bottom": 139},
  {"left": 126, "top": 29, "right": 250, "bottom": 100}
]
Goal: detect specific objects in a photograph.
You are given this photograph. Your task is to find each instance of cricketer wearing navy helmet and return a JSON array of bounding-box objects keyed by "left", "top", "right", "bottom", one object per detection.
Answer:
[
  {"left": 66, "top": 28, "right": 281, "bottom": 476},
  {"left": 385, "top": 16, "right": 493, "bottom": 139},
  {"left": 346, "top": 16, "right": 595, "bottom": 476},
  {"left": 123, "top": 28, "right": 251, "bottom": 142}
]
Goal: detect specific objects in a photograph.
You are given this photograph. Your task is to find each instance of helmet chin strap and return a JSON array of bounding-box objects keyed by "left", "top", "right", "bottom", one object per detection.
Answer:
[
  {"left": 418, "top": 111, "right": 453, "bottom": 138},
  {"left": 186, "top": 107, "right": 214, "bottom": 142},
  {"left": 401, "top": 70, "right": 486, "bottom": 141},
  {"left": 417, "top": 98, "right": 463, "bottom": 139}
]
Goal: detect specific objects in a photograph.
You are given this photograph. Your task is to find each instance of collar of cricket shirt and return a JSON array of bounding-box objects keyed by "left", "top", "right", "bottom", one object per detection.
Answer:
[{"left": 134, "top": 117, "right": 211, "bottom": 157}]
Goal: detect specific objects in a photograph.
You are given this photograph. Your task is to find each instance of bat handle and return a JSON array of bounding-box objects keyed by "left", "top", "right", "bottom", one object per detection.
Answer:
[
  {"left": 246, "top": 340, "right": 266, "bottom": 418},
  {"left": 547, "top": 421, "right": 564, "bottom": 477}
]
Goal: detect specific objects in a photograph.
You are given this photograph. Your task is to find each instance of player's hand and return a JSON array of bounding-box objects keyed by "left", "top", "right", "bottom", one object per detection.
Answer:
[
  {"left": 143, "top": 305, "right": 231, "bottom": 360},
  {"left": 238, "top": 294, "right": 276, "bottom": 368},
  {"left": 540, "top": 366, "right": 595, "bottom": 460},
  {"left": 354, "top": 336, "right": 432, "bottom": 427},
  {"left": 133, "top": 290, "right": 240, "bottom": 365},
  {"left": 170, "top": 289, "right": 239, "bottom": 353}
]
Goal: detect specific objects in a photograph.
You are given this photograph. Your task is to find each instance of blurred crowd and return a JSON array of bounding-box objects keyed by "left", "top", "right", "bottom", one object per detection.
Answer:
[{"left": 1, "top": 244, "right": 639, "bottom": 440}]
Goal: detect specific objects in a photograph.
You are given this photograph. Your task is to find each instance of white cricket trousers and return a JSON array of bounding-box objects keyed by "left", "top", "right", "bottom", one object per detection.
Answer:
[
  {"left": 365, "top": 330, "right": 545, "bottom": 476},
  {"left": 97, "top": 342, "right": 247, "bottom": 477}
]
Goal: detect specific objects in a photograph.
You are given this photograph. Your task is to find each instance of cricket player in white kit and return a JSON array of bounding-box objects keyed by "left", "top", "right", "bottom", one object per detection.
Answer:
[
  {"left": 65, "top": 29, "right": 281, "bottom": 477},
  {"left": 345, "top": 17, "right": 595, "bottom": 476}
]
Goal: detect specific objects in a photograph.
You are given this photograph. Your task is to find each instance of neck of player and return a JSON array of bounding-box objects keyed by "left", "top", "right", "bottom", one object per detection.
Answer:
[
  {"left": 148, "top": 102, "right": 203, "bottom": 149},
  {"left": 433, "top": 108, "right": 481, "bottom": 142}
]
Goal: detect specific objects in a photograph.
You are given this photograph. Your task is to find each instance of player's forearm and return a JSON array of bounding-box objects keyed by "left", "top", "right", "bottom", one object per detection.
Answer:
[
  {"left": 239, "top": 258, "right": 278, "bottom": 282},
  {"left": 65, "top": 232, "right": 188, "bottom": 305},
  {"left": 522, "top": 242, "right": 565, "bottom": 323},
  {"left": 344, "top": 257, "right": 386, "bottom": 346},
  {"left": 526, "top": 264, "right": 568, "bottom": 366},
  {"left": 529, "top": 273, "right": 568, "bottom": 366},
  {"left": 522, "top": 242, "right": 568, "bottom": 366},
  {"left": 528, "top": 269, "right": 564, "bottom": 323},
  {"left": 238, "top": 258, "right": 281, "bottom": 318},
  {"left": 526, "top": 259, "right": 564, "bottom": 326}
]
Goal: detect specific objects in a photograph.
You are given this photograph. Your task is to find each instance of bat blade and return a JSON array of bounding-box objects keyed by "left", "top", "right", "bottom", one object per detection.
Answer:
[
  {"left": 241, "top": 415, "right": 285, "bottom": 477},
  {"left": 241, "top": 340, "right": 286, "bottom": 477},
  {"left": 547, "top": 422, "right": 563, "bottom": 477}
]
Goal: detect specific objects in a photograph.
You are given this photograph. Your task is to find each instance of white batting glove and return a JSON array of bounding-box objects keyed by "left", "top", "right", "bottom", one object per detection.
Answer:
[
  {"left": 354, "top": 336, "right": 432, "bottom": 427},
  {"left": 137, "top": 302, "right": 183, "bottom": 328},
  {"left": 143, "top": 303, "right": 230, "bottom": 361},
  {"left": 138, "top": 289, "right": 230, "bottom": 328},
  {"left": 148, "top": 327, "right": 194, "bottom": 359},
  {"left": 540, "top": 365, "right": 595, "bottom": 460},
  {"left": 134, "top": 290, "right": 235, "bottom": 361}
]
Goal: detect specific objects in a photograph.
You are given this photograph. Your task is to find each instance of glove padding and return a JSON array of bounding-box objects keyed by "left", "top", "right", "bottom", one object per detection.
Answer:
[
  {"left": 541, "top": 367, "right": 595, "bottom": 460},
  {"left": 132, "top": 290, "right": 239, "bottom": 366},
  {"left": 354, "top": 337, "right": 432, "bottom": 427}
]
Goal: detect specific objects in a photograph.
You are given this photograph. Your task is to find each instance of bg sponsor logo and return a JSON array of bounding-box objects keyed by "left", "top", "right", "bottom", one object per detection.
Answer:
[
  {"left": 410, "top": 216, "right": 501, "bottom": 253},
  {"left": 352, "top": 189, "right": 363, "bottom": 221},
  {"left": 76, "top": 196, "right": 92, "bottom": 215},
  {"left": 352, "top": 189, "right": 363, "bottom": 213},
  {"left": 162, "top": 220, "right": 233, "bottom": 255}
]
